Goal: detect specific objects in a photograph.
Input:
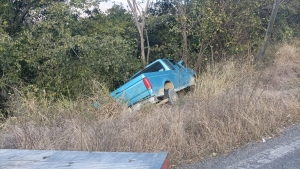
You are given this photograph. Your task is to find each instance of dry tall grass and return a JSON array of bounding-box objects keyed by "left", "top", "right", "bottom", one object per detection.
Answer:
[{"left": 1, "top": 42, "right": 300, "bottom": 167}]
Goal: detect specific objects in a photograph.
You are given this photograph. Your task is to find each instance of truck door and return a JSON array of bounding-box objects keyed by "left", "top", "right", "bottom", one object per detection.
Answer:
[
  {"left": 162, "top": 60, "right": 180, "bottom": 89},
  {"left": 177, "top": 62, "right": 190, "bottom": 87}
]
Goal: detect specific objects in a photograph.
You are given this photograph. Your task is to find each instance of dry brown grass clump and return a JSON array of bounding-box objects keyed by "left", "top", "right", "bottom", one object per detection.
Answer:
[
  {"left": 1, "top": 42, "right": 300, "bottom": 167},
  {"left": 264, "top": 42, "right": 300, "bottom": 89}
]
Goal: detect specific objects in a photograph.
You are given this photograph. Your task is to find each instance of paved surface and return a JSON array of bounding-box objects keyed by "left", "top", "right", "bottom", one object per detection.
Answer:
[{"left": 179, "top": 124, "right": 300, "bottom": 169}]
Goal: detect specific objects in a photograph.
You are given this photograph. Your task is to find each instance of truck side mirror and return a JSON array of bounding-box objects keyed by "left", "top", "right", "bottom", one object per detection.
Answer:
[
  {"left": 177, "top": 60, "right": 186, "bottom": 68},
  {"left": 181, "top": 61, "right": 186, "bottom": 67}
]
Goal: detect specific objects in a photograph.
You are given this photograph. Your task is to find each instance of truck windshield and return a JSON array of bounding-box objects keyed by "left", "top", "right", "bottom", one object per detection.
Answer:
[{"left": 130, "top": 62, "right": 165, "bottom": 80}]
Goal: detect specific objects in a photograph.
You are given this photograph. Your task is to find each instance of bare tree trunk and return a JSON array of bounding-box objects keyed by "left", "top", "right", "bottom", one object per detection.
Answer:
[
  {"left": 145, "top": 28, "right": 150, "bottom": 64},
  {"left": 194, "top": 44, "right": 210, "bottom": 73},
  {"left": 256, "top": 0, "right": 281, "bottom": 62},
  {"left": 9, "top": 0, "right": 37, "bottom": 36},
  {"left": 194, "top": 38, "right": 214, "bottom": 73},
  {"left": 174, "top": 0, "right": 188, "bottom": 66},
  {"left": 182, "top": 21, "right": 188, "bottom": 65},
  {"left": 194, "top": 45, "right": 204, "bottom": 73},
  {"left": 127, "top": 0, "right": 150, "bottom": 65}
]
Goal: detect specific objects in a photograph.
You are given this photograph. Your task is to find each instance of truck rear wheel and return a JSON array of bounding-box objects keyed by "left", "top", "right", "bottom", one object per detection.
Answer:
[{"left": 165, "top": 88, "right": 178, "bottom": 104}]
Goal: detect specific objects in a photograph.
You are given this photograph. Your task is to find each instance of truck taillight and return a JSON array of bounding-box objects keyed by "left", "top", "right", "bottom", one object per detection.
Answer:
[
  {"left": 161, "top": 158, "right": 169, "bottom": 169},
  {"left": 143, "top": 77, "right": 152, "bottom": 90}
]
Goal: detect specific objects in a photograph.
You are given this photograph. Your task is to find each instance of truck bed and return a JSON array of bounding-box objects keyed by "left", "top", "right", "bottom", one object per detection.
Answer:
[{"left": 0, "top": 149, "right": 168, "bottom": 169}]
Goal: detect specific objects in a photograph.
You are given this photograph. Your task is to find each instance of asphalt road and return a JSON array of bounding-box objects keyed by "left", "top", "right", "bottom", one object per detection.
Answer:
[{"left": 179, "top": 124, "right": 300, "bottom": 169}]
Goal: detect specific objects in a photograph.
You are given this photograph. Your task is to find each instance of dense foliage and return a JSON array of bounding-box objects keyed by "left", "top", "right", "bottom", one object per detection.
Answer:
[{"left": 0, "top": 0, "right": 299, "bottom": 117}]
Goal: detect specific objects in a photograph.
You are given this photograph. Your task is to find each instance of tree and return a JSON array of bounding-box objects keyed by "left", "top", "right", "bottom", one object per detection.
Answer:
[
  {"left": 148, "top": 0, "right": 176, "bottom": 16},
  {"left": 2, "top": 0, "right": 60, "bottom": 36},
  {"left": 185, "top": 0, "right": 270, "bottom": 71},
  {"left": 146, "top": 14, "right": 182, "bottom": 62},
  {"left": 173, "top": 0, "right": 189, "bottom": 66},
  {"left": 0, "top": 27, "right": 15, "bottom": 119},
  {"left": 11, "top": 2, "right": 141, "bottom": 98},
  {"left": 257, "top": 0, "right": 281, "bottom": 62},
  {"left": 271, "top": 0, "right": 300, "bottom": 40},
  {"left": 127, "top": 0, "right": 150, "bottom": 64}
]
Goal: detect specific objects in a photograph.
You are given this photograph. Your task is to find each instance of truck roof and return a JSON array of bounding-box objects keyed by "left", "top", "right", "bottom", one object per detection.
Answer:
[
  {"left": 0, "top": 149, "right": 168, "bottom": 169},
  {"left": 129, "top": 59, "right": 174, "bottom": 80}
]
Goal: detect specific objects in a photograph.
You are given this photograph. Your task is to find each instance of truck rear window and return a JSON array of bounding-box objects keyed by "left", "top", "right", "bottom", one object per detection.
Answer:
[
  {"left": 130, "top": 62, "right": 165, "bottom": 79},
  {"left": 145, "top": 62, "right": 165, "bottom": 72},
  {"left": 163, "top": 60, "right": 175, "bottom": 70}
]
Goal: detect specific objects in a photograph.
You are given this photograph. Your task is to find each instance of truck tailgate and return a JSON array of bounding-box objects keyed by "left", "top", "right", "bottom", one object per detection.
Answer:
[{"left": 110, "top": 75, "right": 152, "bottom": 106}]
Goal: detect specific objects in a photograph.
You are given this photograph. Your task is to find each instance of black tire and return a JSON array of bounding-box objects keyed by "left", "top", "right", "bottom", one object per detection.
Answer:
[{"left": 165, "top": 88, "right": 178, "bottom": 104}]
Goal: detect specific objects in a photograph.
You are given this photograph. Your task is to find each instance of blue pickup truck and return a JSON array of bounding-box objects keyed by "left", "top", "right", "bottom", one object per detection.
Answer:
[{"left": 110, "top": 59, "right": 196, "bottom": 108}]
